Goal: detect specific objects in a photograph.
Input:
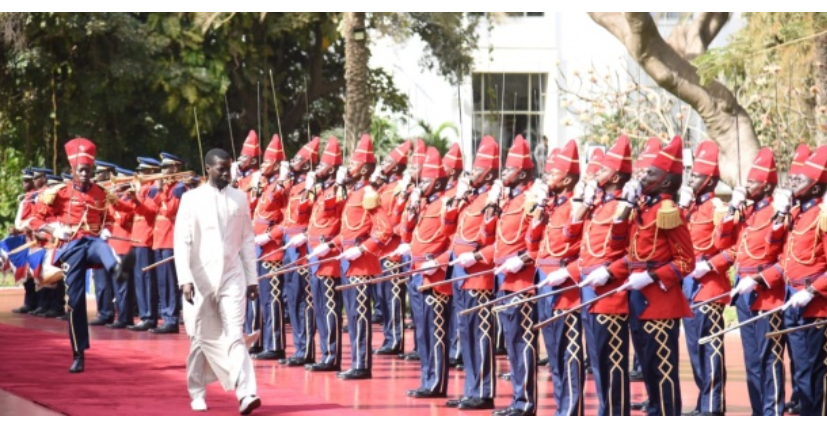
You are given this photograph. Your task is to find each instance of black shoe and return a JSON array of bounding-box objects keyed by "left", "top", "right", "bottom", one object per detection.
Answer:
[
  {"left": 252, "top": 350, "right": 285, "bottom": 360},
  {"left": 404, "top": 322, "right": 414, "bottom": 330},
  {"left": 403, "top": 352, "right": 421, "bottom": 361},
  {"left": 69, "top": 353, "right": 84, "bottom": 373},
  {"left": 448, "top": 357, "right": 463, "bottom": 368},
  {"left": 446, "top": 397, "right": 470, "bottom": 408},
  {"left": 585, "top": 365, "right": 593, "bottom": 375},
  {"left": 342, "top": 326, "right": 349, "bottom": 334},
  {"left": 28, "top": 307, "right": 44, "bottom": 316},
  {"left": 407, "top": 389, "right": 447, "bottom": 399},
  {"left": 494, "top": 347, "right": 507, "bottom": 356},
  {"left": 682, "top": 410, "right": 700, "bottom": 416},
  {"left": 537, "top": 357, "right": 549, "bottom": 366},
  {"left": 630, "top": 369, "right": 644, "bottom": 381},
  {"left": 12, "top": 305, "right": 32, "bottom": 314},
  {"left": 285, "top": 357, "right": 314, "bottom": 367},
  {"left": 700, "top": 411, "right": 724, "bottom": 416},
  {"left": 787, "top": 402, "right": 801, "bottom": 415},
  {"left": 492, "top": 407, "right": 517, "bottom": 416},
  {"left": 248, "top": 346, "right": 264, "bottom": 355},
  {"left": 631, "top": 399, "right": 649, "bottom": 411},
  {"left": 456, "top": 364, "right": 464, "bottom": 371},
  {"left": 106, "top": 322, "right": 129, "bottom": 329},
  {"left": 374, "top": 346, "right": 402, "bottom": 356},
  {"left": 337, "top": 369, "right": 355, "bottom": 378},
  {"left": 498, "top": 372, "right": 512, "bottom": 381},
  {"left": 55, "top": 313, "right": 69, "bottom": 321},
  {"left": 306, "top": 362, "right": 340, "bottom": 372},
  {"left": 148, "top": 324, "right": 179, "bottom": 334},
  {"left": 371, "top": 315, "right": 383, "bottom": 324},
  {"left": 339, "top": 369, "right": 371, "bottom": 380},
  {"left": 41, "top": 309, "right": 60, "bottom": 318},
  {"left": 89, "top": 318, "right": 113, "bottom": 326},
  {"left": 459, "top": 398, "right": 496, "bottom": 410},
  {"left": 127, "top": 320, "right": 157, "bottom": 331},
  {"left": 499, "top": 408, "right": 534, "bottom": 416}
]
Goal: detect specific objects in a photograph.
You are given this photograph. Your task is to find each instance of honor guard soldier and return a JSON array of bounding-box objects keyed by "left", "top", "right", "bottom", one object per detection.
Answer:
[
  {"left": 278, "top": 137, "right": 320, "bottom": 366},
  {"left": 760, "top": 145, "right": 827, "bottom": 416},
  {"left": 444, "top": 136, "right": 499, "bottom": 410},
  {"left": 30, "top": 138, "right": 119, "bottom": 373},
  {"left": 304, "top": 137, "right": 346, "bottom": 371},
  {"left": 601, "top": 136, "right": 695, "bottom": 416},
  {"left": 235, "top": 130, "right": 263, "bottom": 215},
  {"left": 309, "top": 134, "right": 392, "bottom": 380},
  {"left": 442, "top": 142, "right": 465, "bottom": 369},
  {"left": 398, "top": 146, "right": 457, "bottom": 399},
  {"left": 127, "top": 157, "right": 161, "bottom": 331},
  {"left": 572, "top": 135, "right": 633, "bottom": 415},
  {"left": 678, "top": 140, "right": 730, "bottom": 416},
  {"left": 715, "top": 147, "right": 788, "bottom": 415},
  {"left": 89, "top": 160, "right": 118, "bottom": 326},
  {"left": 106, "top": 167, "right": 137, "bottom": 329},
  {"left": 146, "top": 152, "right": 188, "bottom": 334},
  {"left": 11, "top": 169, "right": 39, "bottom": 315},
  {"left": 375, "top": 140, "right": 412, "bottom": 356},
  {"left": 476, "top": 135, "right": 539, "bottom": 416},
  {"left": 250, "top": 135, "right": 288, "bottom": 360},
  {"left": 528, "top": 139, "right": 585, "bottom": 416}
]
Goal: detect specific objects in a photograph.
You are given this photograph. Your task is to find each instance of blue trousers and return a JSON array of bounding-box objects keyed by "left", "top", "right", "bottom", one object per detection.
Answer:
[
  {"left": 735, "top": 291, "right": 785, "bottom": 415},
  {"left": 309, "top": 263, "right": 342, "bottom": 368},
  {"left": 683, "top": 277, "right": 727, "bottom": 414},
  {"left": 418, "top": 282, "right": 452, "bottom": 394},
  {"left": 784, "top": 286, "right": 827, "bottom": 416},
  {"left": 282, "top": 238, "right": 315, "bottom": 361},
  {"left": 257, "top": 259, "right": 286, "bottom": 353},
  {"left": 453, "top": 262, "right": 496, "bottom": 400},
  {"left": 56, "top": 237, "right": 119, "bottom": 353},
  {"left": 154, "top": 249, "right": 177, "bottom": 325},
  {"left": 537, "top": 268, "right": 584, "bottom": 416},
  {"left": 92, "top": 268, "right": 114, "bottom": 322},
  {"left": 498, "top": 279, "right": 538, "bottom": 414},
  {"left": 377, "top": 258, "right": 407, "bottom": 351},
  {"left": 112, "top": 252, "right": 134, "bottom": 325},
  {"left": 341, "top": 259, "right": 372, "bottom": 370},
  {"left": 588, "top": 311, "right": 630, "bottom": 415},
  {"left": 132, "top": 247, "right": 156, "bottom": 324},
  {"left": 407, "top": 269, "right": 426, "bottom": 358}
]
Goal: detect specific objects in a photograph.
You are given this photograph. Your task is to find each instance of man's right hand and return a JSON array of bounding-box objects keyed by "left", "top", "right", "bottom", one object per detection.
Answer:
[{"left": 182, "top": 283, "right": 195, "bottom": 304}]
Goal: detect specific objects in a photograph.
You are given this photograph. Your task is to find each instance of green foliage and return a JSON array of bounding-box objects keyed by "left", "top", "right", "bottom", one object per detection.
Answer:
[
  {"left": 0, "top": 147, "right": 30, "bottom": 225},
  {"left": 415, "top": 120, "right": 458, "bottom": 155}
]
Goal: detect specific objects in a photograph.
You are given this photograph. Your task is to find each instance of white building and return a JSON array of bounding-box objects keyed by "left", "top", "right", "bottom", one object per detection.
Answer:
[{"left": 370, "top": 12, "right": 743, "bottom": 170}]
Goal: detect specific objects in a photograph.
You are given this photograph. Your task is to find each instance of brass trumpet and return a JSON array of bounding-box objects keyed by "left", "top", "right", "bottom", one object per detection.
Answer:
[{"left": 110, "top": 171, "right": 195, "bottom": 185}]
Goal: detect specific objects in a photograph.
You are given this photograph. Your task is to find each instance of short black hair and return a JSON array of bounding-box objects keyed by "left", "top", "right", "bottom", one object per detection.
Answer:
[{"left": 205, "top": 148, "right": 231, "bottom": 166}]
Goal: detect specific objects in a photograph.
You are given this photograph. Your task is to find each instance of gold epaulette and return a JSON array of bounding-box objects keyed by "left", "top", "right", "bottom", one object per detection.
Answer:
[
  {"left": 711, "top": 198, "right": 728, "bottom": 226},
  {"left": 363, "top": 186, "right": 380, "bottom": 210},
  {"left": 40, "top": 184, "right": 66, "bottom": 205},
  {"left": 819, "top": 203, "right": 827, "bottom": 232},
  {"left": 523, "top": 193, "right": 539, "bottom": 216},
  {"left": 657, "top": 199, "right": 682, "bottom": 229},
  {"left": 614, "top": 201, "right": 629, "bottom": 220}
]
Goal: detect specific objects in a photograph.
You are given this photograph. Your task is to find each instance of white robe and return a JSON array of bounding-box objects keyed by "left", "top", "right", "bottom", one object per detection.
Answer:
[{"left": 174, "top": 183, "right": 257, "bottom": 400}]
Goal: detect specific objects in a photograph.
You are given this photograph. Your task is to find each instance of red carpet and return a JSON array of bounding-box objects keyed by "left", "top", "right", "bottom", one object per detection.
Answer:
[{"left": 0, "top": 323, "right": 363, "bottom": 416}]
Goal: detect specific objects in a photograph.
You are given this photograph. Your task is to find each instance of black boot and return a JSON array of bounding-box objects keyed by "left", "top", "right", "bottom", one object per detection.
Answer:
[{"left": 69, "top": 351, "right": 85, "bottom": 373}]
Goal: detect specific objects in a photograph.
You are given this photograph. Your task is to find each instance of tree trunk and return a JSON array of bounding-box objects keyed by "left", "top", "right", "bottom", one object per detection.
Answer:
[
  {"left": 343, "top": 12, "right": 370, "bottom": 156},
  {"left": 814, "top": 29, "right": 827, "bottom": 145},
  {"left": 590, "top": 12, "right": 759, "bottom": 186}
]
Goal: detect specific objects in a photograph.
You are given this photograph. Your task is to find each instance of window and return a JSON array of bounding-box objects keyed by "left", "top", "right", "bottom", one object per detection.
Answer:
[{"left": 471, "top": 73, "right": 548, "bottom": 170}]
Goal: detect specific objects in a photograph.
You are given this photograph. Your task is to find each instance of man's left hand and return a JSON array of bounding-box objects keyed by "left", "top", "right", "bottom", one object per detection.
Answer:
[
  {"left": 625, "top": 271, "right": 655, "bottom": 291},
  {"left": 247, "top": 285, "right": 259, "bottom": 301}
]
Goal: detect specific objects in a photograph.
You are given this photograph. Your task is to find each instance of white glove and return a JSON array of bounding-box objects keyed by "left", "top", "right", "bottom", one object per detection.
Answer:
[
  {"left": 487, "top": 180, "right": 503, "bottom": 204},
  {"left": 278, "top": 161, "right": 290, "bottom": 181},
  {"left": 369, "top": 167, "right": 382, "bottom": 183},
  {"left": 254, "top": 233, "right": 272, "bottom": 246},
  {"left": 100, "top": 228, "right": 112, "bottom": 241},
  {"left": 692, "top": 261, "right": 712, "bottom": 279},
  {"left": 336, "top": 166, "right": 348, "bottom": 185},
  {"left": 454, "top": 252, "right": 478, "bottom": 268},
  {"left": 621, "top": 180, "right": 642, "bottom": 204},
  {"left": 409, "top": 188, "right": 421, "bottom": 204},
  {"left": 391, "top": 243, "right": 411, "bottom": 257},
  {"left": 342, "top": 246, "right": 363, "bottom": 261},
  {"left": 304, "top": 171, "right": 316, "bottom": 191},
  {"left": 580, "top": 266, "right": 610, "bottom": 287},
  {"left": 311, "top": 242, "right": 331, "bottom": 258},
  {"left": 543, "top": 268, "right": 571, "bottom": 287},
  {"left": 678, "top": 186, "right": 695, "bottom": 208},
  {"left": 455, "top": 177, "right": 470, "bottom": 198},
  {"left": 732, "top": 276, "right": 757, "bottom": 296},
  {"left": 496, "top": 256, "right": 525, "bottom": 274},
  {"left": 400, "top": 172, "right": 412, "bottom": 189},
  {"left": 572, "top": 180, "right": 586, "bottom": 200},
  {"left": 625, "top": 271, "right": 655, "bottom": 291},
  {"left": 422, "top": 259, "right": 439, "bottom": 276},
  {"left": 583, "top": 180, "right": 598, "bottom": 206},
  {"left": 773, "top": 189, "right": 793, "bottom": 215},
  {"left": 531, "top": 179, "right": 548, "bottom": 202},
  {"left": 285, "top": 233, "right": 307, "bottom": 249},
  {"left": 730, "top": 186, "right": 747, "bottom": 209},
  {"left": 52, "top": 226, "right": 71, "bottom": 242},
  {"left": 786, "top": 289, "right": 815, "bottom": 309},
  {"left": 250, "top": 171, "right": 262, "bottom": 189},
  {"left": 231, "top": 161, "right": 239, "bottom": 182}
]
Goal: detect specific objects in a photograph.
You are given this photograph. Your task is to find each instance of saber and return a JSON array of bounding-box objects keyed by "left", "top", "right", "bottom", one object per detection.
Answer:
[
  {"left": 492, "top": 284, "right": 580, "bottom": 313},
  {"left": 458, "top": 282, "right": 539, "bottom": 317},
  {"left": 699, "top": 304, "right": 787, "bottom": 345},
  {"left": 417, "top": 267, "right": 497, "bottom": 293},
  {"left": 382, "top": 259, "right": 412, "bottom": 274},
  {"left": 689, "top": 291, "right": 732, "bottom": 310},
  {"left": 256, "top": 245, "right": 288, "bottom": 263},
  {"left": 268, "top": 69, "right": 284, "bottom": 142},
  {"left": 765, "top": 319, "right": 827, "bottom": 338},
  {"left": 106, "top": 236, "right": 142, "bottom": 244},
  {"left": 337, "top": 261, "right": 446, "bottom": 292},
  {"left": 534, "top": 283, "right": 630, "bottom": 330},
  {"left": 142, "top": 256, "right": 175, "bottom": 272},
  {"left": 224, "top": 93, "right": 237, "bottom": 160},
  {"left": 258, "top": 253, "right": 342, "bottom": 280},
  {"left": 193, "top": 107, "right": 206, "bottom": 177}
]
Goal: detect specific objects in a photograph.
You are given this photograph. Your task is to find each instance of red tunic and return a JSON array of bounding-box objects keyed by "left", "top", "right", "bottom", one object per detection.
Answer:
[
  {"left": 527, "top": 192, "right": 583, "bottom": 309},
  {"left": 715, "top": 198, "right": 786, "bottom": 311},
  {"left": 478, "top": 184, "right": 535, "bottom": 292},
  {"left": 129, "top": 184, "right": 156, "bottom": 249},
  {"left": 399, "top": 192, "right": 457, "bottom": 295},
  {"left": 307, "top": 181, "right": 345, "bottom": 277},
  {"left": 761, "top": 198, "right": 827, "bottom": 318},
  {"left": 253, "top": 176, "right": 287, "bottom": 262},
  {"left": 442, "top": 185, "right": 497, "bottom": 291},
  {"left": 280, "top": 176, "right": 312, "bottom": 256},
  {"left": 608, "top": 194, "right": 694, "bottom": 320},
  {"left": 377, "top": 177, "right": 404, "bottom": 259},
  {"left": 141, "top": 182, "right": 186, "bottom": 250},
  {"left": 109, "top": 193, "right": 135, "bottom": 256},
  {"left": 31, "top": 183, "right": 113, "bottom": 242},
  {"left": 685, "top": 193, "right": 731, "bottom": 304},
  {"left": 332, "top": 181, "right": 392, "bottom": 276}
]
